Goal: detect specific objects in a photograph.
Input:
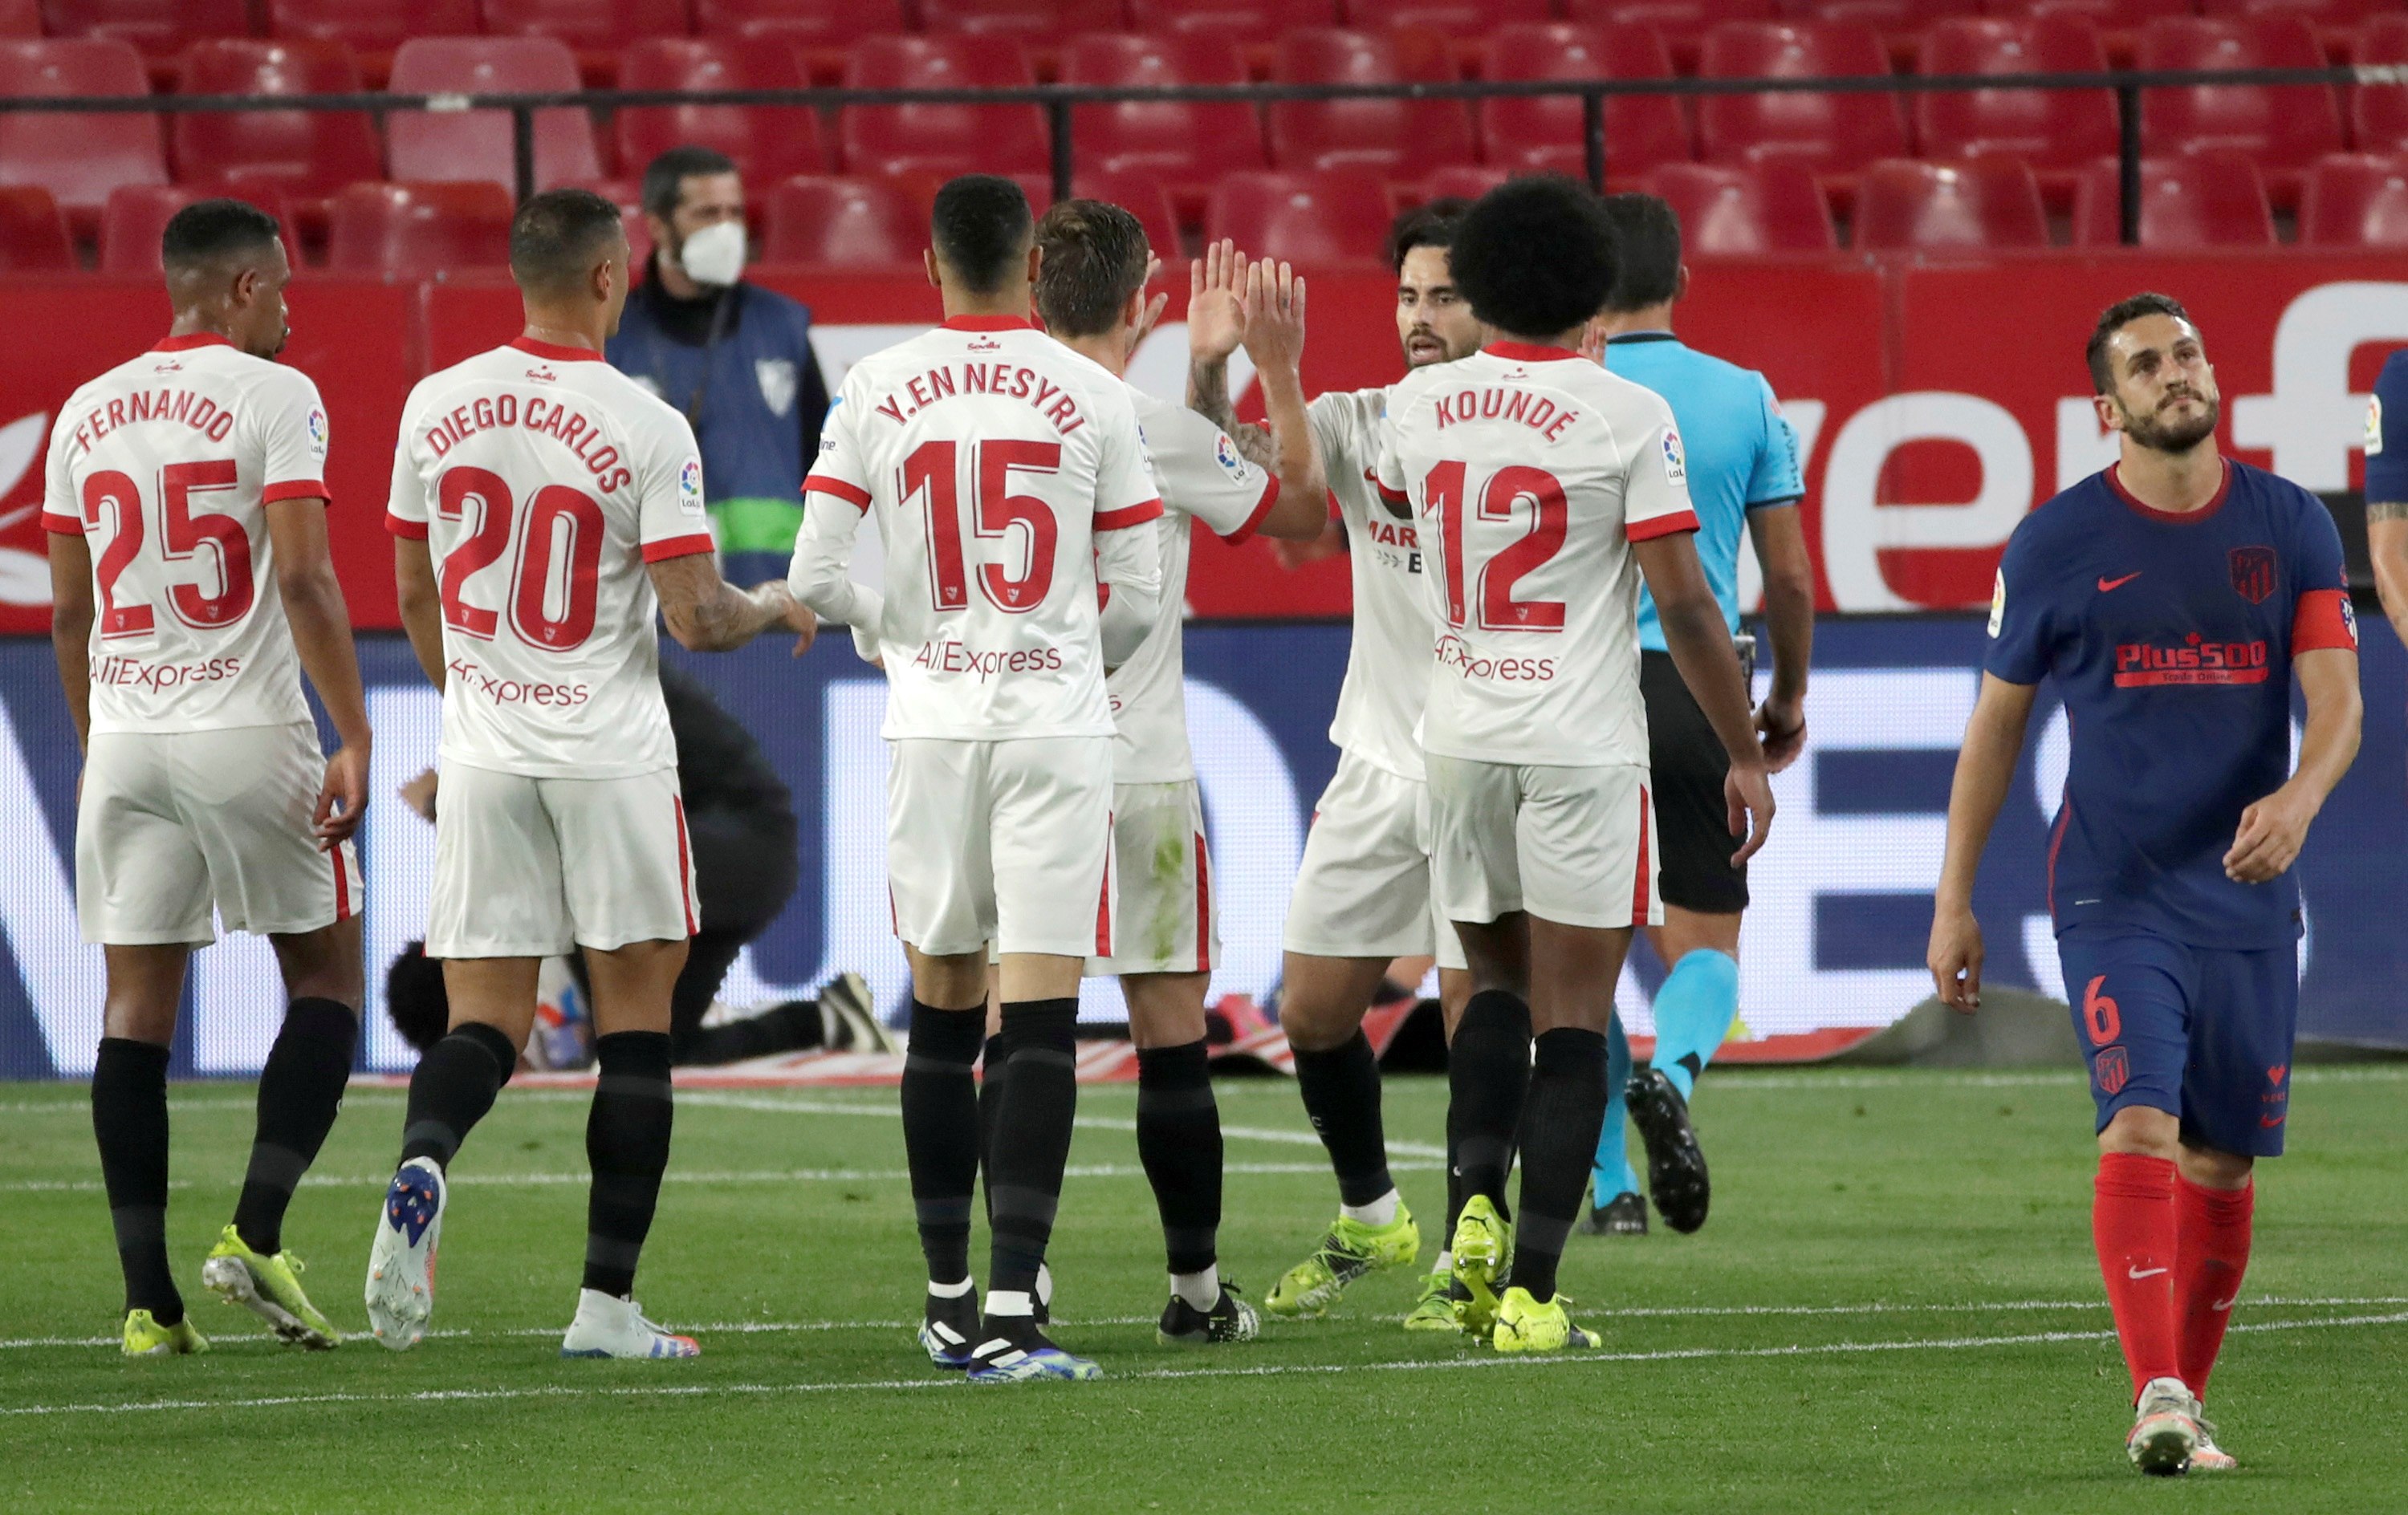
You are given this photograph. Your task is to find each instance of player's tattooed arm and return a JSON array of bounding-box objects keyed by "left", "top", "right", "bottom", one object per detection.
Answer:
[
  {"left": 1239, "top": 259, "right": 1332, "bottom": 541},
  {"left": 46, "top": 527, "right": 93, "bottom": 751},
  {"left": 1928, "top": 674, "right": 2039, "bottom": 1012},
  {"left": 652, "top": 552, "right": 817, "bottom": 656},
  {"left": 2369, "top": 502, "right": 2408, "bottom": 649},
  {"left": 1185, "top": 240, "right": 1278, "bottom": 470},
  {"left": 2226, "top": 645, "right": 2361, "bottom": 883},
  {"left": 268, "top": 496, "right": 372, "bottom": 845}
]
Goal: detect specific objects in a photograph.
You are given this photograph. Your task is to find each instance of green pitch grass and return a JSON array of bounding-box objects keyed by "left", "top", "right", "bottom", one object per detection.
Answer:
[{"left": 2, "top": 1066, "right": 2403, "bottom": 1514}]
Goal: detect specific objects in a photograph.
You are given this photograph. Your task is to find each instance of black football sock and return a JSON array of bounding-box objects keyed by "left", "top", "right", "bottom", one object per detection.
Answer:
[
  {"left": 1292, "top": 1030, "right": 1394, "bottom": 1208},
  {"left": 398, "top": 1021, "right": 516, "bottom": 1170},
  {"left": 1447, "top": 989, "right": 1532, "bottom": 1221},
  {"left": 92, "top": 1038, "right": 179, "bottom": 1324},
  {"left": 1136, "top": 1039, "right": 1222, "bottom": 1281},
  {"left": 674, "top": 1000, "right": 823, "bottom": 1066},
  {"left": 900, "top": 1000, "right": 984, "bottom": 1287},
  {"left": 984, "top": 999, "right": 1078, "bottom": 1309},
  {"left": 1508, "top": 1027, "right": 1609, "bottom": 1302},
  {"left": 232, "top": 997, "right": 356, "bottom": 1257},
  {"left": 581, "top": 1030, "right": 674, "bottom": 1299},
  {"left": 977, "top": 1029, "right": 1012, "bottom": 1227}
]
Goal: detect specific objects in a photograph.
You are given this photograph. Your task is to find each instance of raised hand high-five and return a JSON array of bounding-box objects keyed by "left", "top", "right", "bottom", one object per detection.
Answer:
[{"left": 1186, "top": 238, "right": 1249, "bottom": 367}]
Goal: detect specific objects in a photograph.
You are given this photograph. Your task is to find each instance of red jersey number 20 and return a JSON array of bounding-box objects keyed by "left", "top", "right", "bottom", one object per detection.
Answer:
[
  {"left": 1426, "top": 460, "right": 1568, "bottom": 632},
  {"left": 436, "top": 465, "right": 605, "bottom": 652}
]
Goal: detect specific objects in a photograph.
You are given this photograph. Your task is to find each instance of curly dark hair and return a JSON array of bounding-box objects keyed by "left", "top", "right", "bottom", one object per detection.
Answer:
[{"left": 1446, "top": 175, "right": 1617, "bottom": 342}]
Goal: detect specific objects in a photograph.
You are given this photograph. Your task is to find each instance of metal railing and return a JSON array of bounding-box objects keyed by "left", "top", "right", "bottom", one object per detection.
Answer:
[{"left": 4, "top": 63, "right": 2402, "bottom": 246}]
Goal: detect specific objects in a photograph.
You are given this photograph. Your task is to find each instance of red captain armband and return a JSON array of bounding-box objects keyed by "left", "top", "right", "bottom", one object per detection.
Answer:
[{"left": 2292, "top": 587, "right": 2357, "bottom": 652}]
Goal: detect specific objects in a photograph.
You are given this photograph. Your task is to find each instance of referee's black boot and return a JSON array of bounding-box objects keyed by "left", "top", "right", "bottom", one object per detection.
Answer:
[{"left": 1625, "top": 1070, "right": 1710, "bottom": 1234}]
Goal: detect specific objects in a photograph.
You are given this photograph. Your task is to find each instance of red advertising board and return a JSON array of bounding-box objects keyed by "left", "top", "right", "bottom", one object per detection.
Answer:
[{"left": 3, "top": 254, "right": 2399, "bottom": 632}]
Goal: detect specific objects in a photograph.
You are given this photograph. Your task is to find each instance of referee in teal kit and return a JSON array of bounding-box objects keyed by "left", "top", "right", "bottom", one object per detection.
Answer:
[{"left": 1583, "top": 192, "right": 1819, "bottom": 1237}]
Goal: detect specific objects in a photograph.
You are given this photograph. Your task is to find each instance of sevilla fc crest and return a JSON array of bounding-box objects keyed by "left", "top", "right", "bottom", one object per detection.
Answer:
[
  {"left": 755, "top": 358, "right": 799, "bottom": 418},
  {"left": 2094, "top": 1045, "right": 2129, "bottom": 1097},
  {"left": 2230, "top": 546, "right": 2276, "bottom": 605}
]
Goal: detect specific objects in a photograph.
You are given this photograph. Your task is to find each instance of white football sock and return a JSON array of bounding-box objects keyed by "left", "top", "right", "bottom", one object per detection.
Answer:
[
  {"left": 1340, "top": 1189, "right": 1401, "bottom": 1229},
  {"left": 1171, "top": 1265, "right": 1219, "bottom": 1312},
  {"left": 1433, "top": 1250, "right": 1454, "bottom": 1274},
  {"left": 927, "top": 1277, "right": 974, "bottom": 1299},
  {"left": 986, "top": 1289, "right": 1033, "bottom": 1318}
]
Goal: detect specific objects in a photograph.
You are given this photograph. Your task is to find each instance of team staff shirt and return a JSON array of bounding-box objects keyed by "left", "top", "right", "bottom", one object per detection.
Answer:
[
  {"left": 1603, "top": 334, "right": 1804, "bottom": 652},
  {"left": 42, "top": 335, "right": 331, "bottom": 735},
  {"left": 1108, "top": 388, "right": 1279, "bottom": 782},
  {"left": 795, "top": 318, "right": 1162, "bottom": 741},
  {"left": 2362, "top": 349, "right": 2408, "bottom": 502},
  {"left": 1986, "top": 459, "right": 2357, "bottom": 948},
  {"left": 1376, "top": 344, "right": 1698, "bottom": 768},
  {"left": 385, "top": 338, "right": 718, "bottom": 780},
  {"left": 1312, "top": 387, "right": 1440, "bottom": 782}
]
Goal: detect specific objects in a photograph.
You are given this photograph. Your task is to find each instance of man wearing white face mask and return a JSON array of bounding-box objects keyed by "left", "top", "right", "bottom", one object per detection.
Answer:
[{"left": 608, "top": 145, "right": 831, "bottom": 586}]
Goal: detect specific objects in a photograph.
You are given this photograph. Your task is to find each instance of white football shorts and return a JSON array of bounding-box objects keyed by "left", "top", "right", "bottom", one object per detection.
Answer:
[
  {"left": 77, "top": 722, "right": 360, "bottom": 945},
  {"left": 1088, "top": 779, "right": 1218, "bottom": 977},
  {"left": 1424, "top": 754, "right": 1661, "bottom": 932},
  {"left": 1282, "top": 749, "right": 1466, "bottom": 971},
  {"left": 426, "top": 762, "right": 696, "bottom": 959},
  {"left": 887, "top": 735, "right": 1115, "bottom": 960}
]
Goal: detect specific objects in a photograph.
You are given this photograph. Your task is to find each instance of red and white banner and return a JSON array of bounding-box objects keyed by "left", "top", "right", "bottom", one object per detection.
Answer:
[{"left": 2, "top": 252, "right": 2398, "bottom": 632}]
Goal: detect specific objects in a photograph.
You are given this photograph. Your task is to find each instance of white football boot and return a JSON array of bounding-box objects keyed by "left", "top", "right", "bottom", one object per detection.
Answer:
[
  {"left": 364, "top": 1157, "right": 445, "bottom": 1351},
  {"left": 559, "top": 1289, "right": 701, "bottom": 1359},
  {"left": 2126, "top": 1375, "right": 2200, "bottom": 1476},
  {"left": 2187, "top": 1395, "right": 2236, "bottom": 1471}
]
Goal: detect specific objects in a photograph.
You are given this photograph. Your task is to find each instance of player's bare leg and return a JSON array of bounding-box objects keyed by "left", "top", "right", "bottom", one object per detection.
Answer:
[
  {"left": 901, "top": 944, "right": 991, "bottom": 1367},
  {"left": 95, "top": 944, "right": 206, "bottom": 1355},
  {"left": 1126, "top": 973, "right": 1255, "bottom": 1345},
  {"left": 1442, "top": 915, "right": 1533, "bottom": 1338},
  {"left": 200, "top": 916, "right": 362, "bottom": 1348},
  {"left": 559, "top": 936, "right": 697, "bottom": 1359}
]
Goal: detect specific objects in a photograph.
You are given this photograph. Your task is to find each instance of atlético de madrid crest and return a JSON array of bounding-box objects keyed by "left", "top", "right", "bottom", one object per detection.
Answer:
[
  {"left": 2230, "top": 545, "right": 2276, "bottom": 605},
  {"left": 755, "top": 358, "right": 799, "bottom": 418}
]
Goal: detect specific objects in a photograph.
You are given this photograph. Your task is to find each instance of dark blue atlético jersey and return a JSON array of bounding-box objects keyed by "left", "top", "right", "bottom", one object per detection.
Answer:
[
  {"left": 1985, "top": 459, "right": 2358, "bottom": 948},
  {"left": 2362, "top": 348, "right": 2408, "bottom": 503}
]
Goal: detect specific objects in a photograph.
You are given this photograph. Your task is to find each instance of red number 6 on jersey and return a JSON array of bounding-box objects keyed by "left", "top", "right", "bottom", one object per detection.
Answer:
[{"left": 2082, "top": 976, "right": 2122, "bottom": 1047}]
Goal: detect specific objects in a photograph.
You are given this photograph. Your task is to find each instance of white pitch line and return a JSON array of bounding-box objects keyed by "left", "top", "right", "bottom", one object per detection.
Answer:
[
  {"left": 6, "top": 1309, "right": 2402, "bottom": 1419},
  {"left": 0, "top": 1160, "right": 1446, "bottom": 1196},
  {"left": 6, "top": 1294, "right": 2402, "bottom": 1355}
]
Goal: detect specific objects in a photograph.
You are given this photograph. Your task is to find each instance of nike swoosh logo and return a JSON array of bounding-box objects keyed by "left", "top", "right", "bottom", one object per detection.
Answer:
[
  {"left": 2128, "top": 1265, "right": 2168, "bottom": 1280},
  {"left": 2212, "top": 1294, "right": 2239, "bottom": 1311},
  {"left": 2097, "top": 572, "right": 2142, "bottom": 592},
  {"left": 2260, "top": 1115, "right": 2287, "bottom": 1128}
]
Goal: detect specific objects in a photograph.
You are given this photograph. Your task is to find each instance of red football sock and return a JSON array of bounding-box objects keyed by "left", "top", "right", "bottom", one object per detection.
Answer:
[
  {"left": 2174, "top": 1173, "right": 2254, "bottom": 1399},
  {"left": 2093, "top": 1151, "right": 2182, "bottom": 1401}
]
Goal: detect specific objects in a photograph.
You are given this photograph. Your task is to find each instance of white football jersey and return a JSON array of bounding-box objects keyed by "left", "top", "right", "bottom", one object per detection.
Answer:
[
  {"left": 802, "top": 318, "right": 1161, "bottom": 741},
  {"left": 1311, "top": 387, "right": 1439, "bottom": 783},
  {"left": 1108, "top": 388, "right": 1277, "bottom": 782},
  {"left": 385, "top": 339, "right": 716, "bottom": 779},
  {"left": 41, "top": 334, "right": 331, "bottom": 736},
  {"left": 1376, "top": 343, "right": 1698, "bottom": 768}
]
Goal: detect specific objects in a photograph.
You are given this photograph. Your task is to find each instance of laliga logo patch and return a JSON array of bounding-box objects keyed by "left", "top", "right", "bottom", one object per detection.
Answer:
[
  {"left": 1661, "top": 429, "right": 1687, "bottom": 485},
  {"left": 677, "top": 457, "right": 705, "bottom": 516},
  {"left": 1987, "top": 568, "right": 2007, "bottom": 637},
  {"left": 2368, "top": 392, "right": 2385, "bottom": 455},
  {"left": 307, "top": 408, "right": 327, "bottom": 451},
  {"left": 1214, "top": 431, "right": 1247, "bottom": 478}
]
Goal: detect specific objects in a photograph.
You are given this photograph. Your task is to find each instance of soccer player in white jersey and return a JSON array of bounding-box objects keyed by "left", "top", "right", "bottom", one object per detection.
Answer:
[
  {"left": 787, "top": 176, "right": 1165, "bottom": 1384},
  {"left": 1374, "top": 177, "right": 1774, "bottom": 1351},
  {"left": 1027, "top": 201, "right": 1328, "bottom": 1347},
  {"left": 1190, "top": 205, "right": 1495, "bottom": 1330},
  {"left": 45, "top": 200, "right": 369, "bottom": 1357},
  {"left": 364, "top": 189, "right": 815, "bottom": 1360}
]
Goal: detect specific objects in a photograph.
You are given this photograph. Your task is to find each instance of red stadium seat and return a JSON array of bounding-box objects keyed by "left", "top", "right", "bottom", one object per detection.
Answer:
[
  {"left": 173, "top": 40, "right": 382, "bottom": 202},
  {"left": 1126, "top": 0, "right": 1339, "bottom": 32},
  {"left": 1479, "top": 22, "right": 1689, "bottom": 184},
  {"left": 759, "top": 173, "right": 921, "bottom": 268},
  {"left": 1060, "top": 31, "right": 1266, "bottom": 183},
  {"left": 2300, "top": 152, "right": 2408, "bottom": 246},
  {"left": 1411, "top": 163, "right": 1507, "bottom": 203},
  {"left": 613, "top": 39, "right": 822, "bottom": 184},
  {"left": 2203, "top": 0, "right": 2382, "bottom": 25},
  {"left": 1564, "top": 0, "right": 1777, "bottom": 60},
  {"left": 2350, "top": 15, "right": 2408, "bottom": 152},
  {"left": 479, "top": 0, "right": 694, "bottom": 53},
  {"left": 1339, "top": 0, "right": 1552, "bottom": 37},
  {"left": 1202, "top": 169, "right": 1393, "bottom": 265},
  {"left": 1267, "top": 27, "right": 1474, "bottom": 176},
  {"left": 2070, "top": 153, "right": 2276, "bottom": 246},
  {"left": 1982, "top": 0, "right": 2190, "bottom": 24},
  {"left": 387, "top": 38, "right": 604, "bottom": 193},
  {"left": 1853, "top": 156, "right": 2047, "bottom": 249},
  {"left": 0, "top": 39, "right": 166, "bottom": 223},
  {"left": 0, "top": 185, "right": 70, "bottom": 270},
  {"left": 267, "top": 0, "right": 479, "bottom": 55},
  {"left": 692, "top": 0, "right": 901, "bottom": 45},
  {"left": 1697, "top": 22, "right": 1906, "bottom": 176},
  {"left": 919, "top": 0, "right": 1125, "bottom": 40},
  {"left": 1914, "top": 18, "right": 2114, "bottom": 171},
  {"left": 0, "top": 0, "right": 37, "bottom": 35},
  {"left": 2138, "top": 18, "right": 2341, "bottom": 174},
  {"left": 1792, "top": 0, "right": 1979, "bottom": 31},
  {"left": 839, "top": 35, "right": 1048, "bottom": 181},
  {"left": 1071, "top": 167, "right": 1186, "bottom": 262},
  {"left": 1642, "top": 160, "right": 1837, "bottom": 251},
  {"left": 327, "top": 180, "right": 515, "bottom": 275},
  {"left": 39, "top": 0, "right": 251, "bottom": 60},
  {"left": 98, "top": 184, "right": 299, "bottom": 273}
]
